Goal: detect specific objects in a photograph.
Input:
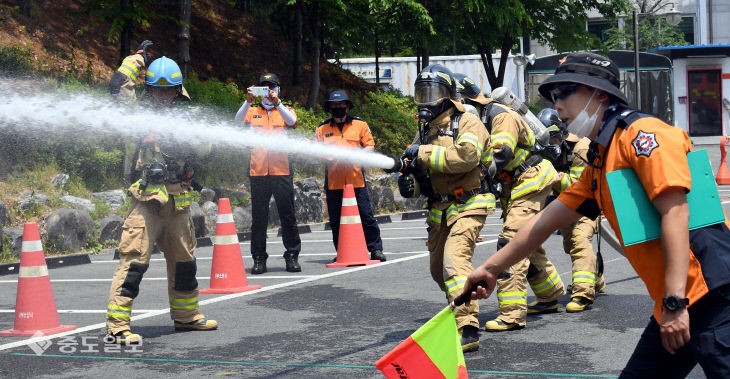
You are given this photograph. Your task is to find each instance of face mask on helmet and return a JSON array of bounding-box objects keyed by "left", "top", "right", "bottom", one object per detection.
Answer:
[
  {"left": 414, "top": 82, "right": 451, "bottom": 107},
  {"left": 418, "top": 100, "right": 452, "bottom": 122}
]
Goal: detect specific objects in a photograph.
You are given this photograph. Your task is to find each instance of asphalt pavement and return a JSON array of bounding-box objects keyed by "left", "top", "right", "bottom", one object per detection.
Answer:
[{"left": 0, "top": 143, "right": 726, "bottom": 378}]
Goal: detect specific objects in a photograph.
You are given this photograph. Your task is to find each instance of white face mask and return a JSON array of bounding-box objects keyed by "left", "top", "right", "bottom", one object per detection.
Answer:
[
  {"left": 567, "top": 90, "right": 602, "bottom": 138},
  {"left": 261, "top": 86, "right": 280, "bottom": 110}
]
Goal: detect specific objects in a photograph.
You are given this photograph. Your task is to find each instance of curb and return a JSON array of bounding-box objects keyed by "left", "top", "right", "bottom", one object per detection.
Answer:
[
  {"left": 0, "top": 252, "right": 92, "bottom": 277},
  {"left": 277, "top": 225, "right": 312, "bottom": 237},
  {"left": 401, "top": 210, "right": 428, "bottom": 220}
]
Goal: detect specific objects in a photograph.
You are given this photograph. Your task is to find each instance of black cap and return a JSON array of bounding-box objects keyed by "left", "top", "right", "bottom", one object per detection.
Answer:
[
  {"left": 324, "top": 90, "right": 354, "bottom": 112},
  {"left": 258, "top": 73, "right": 280, "bottom": 86},
  {"left": 538, "top": 51, "right": 627, "bottom": 105}
]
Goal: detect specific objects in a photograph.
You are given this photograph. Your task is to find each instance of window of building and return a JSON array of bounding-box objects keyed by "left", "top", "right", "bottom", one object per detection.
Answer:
[
  {"left": 677, "top": 16, "right": 694, "bottom": 44},
  {"left": 587, "top": 20, "right": 618, "bottom": 42}
]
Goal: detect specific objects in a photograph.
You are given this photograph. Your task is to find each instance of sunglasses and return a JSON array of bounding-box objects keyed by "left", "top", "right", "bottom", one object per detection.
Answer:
[{"left": 549, "top": 83, "right": 582, "bottom": 103}]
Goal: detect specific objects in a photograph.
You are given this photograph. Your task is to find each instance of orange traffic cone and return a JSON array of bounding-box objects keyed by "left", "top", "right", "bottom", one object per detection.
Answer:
[
  {"left": 716, "top": 135, "right": 730, "bottom": 185},
  {"left": 327, "top": 184, "right": 380, "bottom": 268},
  {"left": 200, "top": 198, "right": 261, "bottom": 294},
  {"left": 0, "top": 223, "right": 76, "bottom": 336}
]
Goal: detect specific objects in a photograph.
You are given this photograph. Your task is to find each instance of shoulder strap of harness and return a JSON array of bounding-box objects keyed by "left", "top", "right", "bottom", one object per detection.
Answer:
[
  {"left": 481, "top": 102, "right": 508, "bottom": 134},
  {"left": 450, "top": 111, "right": 463, "bottom": 143}
]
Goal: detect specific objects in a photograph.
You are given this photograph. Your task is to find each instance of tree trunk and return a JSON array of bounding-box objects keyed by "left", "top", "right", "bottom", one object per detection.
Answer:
[
  {"left": 306, "top": 1, "right": 320, "bottom": 110},
  {"left": 477, "top": 41, "right": 498, "bottom": 89},
  {"left": 236, "top": 0, "right": 252, "bottom": 13},
  {"left": 19, "top": 0, "right": 31, "bottom": 17},
  {"left": 177, "top": 0, "right": 192, "bottom": 76},
  {"left": 119, "top": 0, "right": 132, "bottom": 63},
  {"left": 495, "top": 35, "right": 513, "bottom": 87},
  {"left": 416, "top": 44, "right": 421, "bottom": 72},
  {"left": 422, "top": 48, "right": 429, "bottom": 68},
  {"left": 375, "top": 26, "right": 380, "bottom": 88},
  {"left": 292, "top": 0, "right": 303, "bottom": 85}
]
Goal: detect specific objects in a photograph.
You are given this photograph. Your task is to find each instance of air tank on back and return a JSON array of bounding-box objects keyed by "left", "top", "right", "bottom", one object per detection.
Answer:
[{"left": 491, "top": 86, "right": 550, "bottom": 146}]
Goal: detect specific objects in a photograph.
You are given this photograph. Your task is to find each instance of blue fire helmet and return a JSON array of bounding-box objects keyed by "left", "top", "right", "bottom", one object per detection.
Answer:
[
  {"left": 324, "top": 90, "right": 354, "bottom": 112},
  {"left": 145, "top": 56, "right": 183, "bottom": 87}
]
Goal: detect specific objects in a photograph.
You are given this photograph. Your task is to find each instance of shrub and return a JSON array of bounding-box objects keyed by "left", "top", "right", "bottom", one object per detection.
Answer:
[{"left": 0, "top": 44, "right": 33, "bottom": 76}]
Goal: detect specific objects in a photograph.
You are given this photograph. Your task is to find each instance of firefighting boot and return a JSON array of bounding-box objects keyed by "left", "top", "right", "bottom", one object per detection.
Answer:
[
  {"left": 283, "top": 251, "right": 301, "bottom": 273},
  {"left": 527, "top": 300, "right": 559, "bottom": 314},
  {"left": 251, "top": 257, "right": 267, "bottom": 275},
  {"left": 370, "top": 250, "right": 387, "bottom": 262},
  {"left": 459, "top": 325, "right": 480, "bottom": 353},
  {"left": 107, "top": 330, "right": 141, "bottom": 344},
  {"left": 566, "top": 297, "right": 592, "bottom": 313},
  {"left": 484, "top": 318, "right": 524, "bottom": 332},
  {"left": 174, "top": 318, "right": 218, "bottom": 331}
]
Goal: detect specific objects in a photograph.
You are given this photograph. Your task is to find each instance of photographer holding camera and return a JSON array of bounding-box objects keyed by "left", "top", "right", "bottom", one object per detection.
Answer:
[{"left": 235, "top": 73, "right": 302, "bottom": 275}]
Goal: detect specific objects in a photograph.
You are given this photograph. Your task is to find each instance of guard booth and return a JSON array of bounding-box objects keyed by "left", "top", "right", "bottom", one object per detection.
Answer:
[{"left": 525, "top": 51, "right": 673, "bottom": 125}]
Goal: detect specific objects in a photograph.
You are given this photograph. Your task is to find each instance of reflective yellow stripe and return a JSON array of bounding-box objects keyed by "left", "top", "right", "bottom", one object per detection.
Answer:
[
  {"left": 171, "top": 72, "right": 182, "bottom": 78},
  {"left": 445, "top": 276, "right": 467, "bottom": 295},
  {"left": 108, "top": 304, "right": 132, "bottom": 311},
  {"left": 573, "top": 271, "right": 596, "bottom": 284},
  {"left": 560, "top": 174, "right": 571, "bottom": 192},
  {"left": 491, "top": 133, "right": 516, "bottom": 150},
  {"left": 456, "top": 133, "right": 483, "bottom": 157},
  {"left": 107, "top": 312, "right": 131, "bottom": 319},
  {"left": 531, "top": 270, "right": 561, "bottom": 294},
  {"left": 146, "top": 71, "right": 155, "bottom": 78},
  {"left": 169, "top": 297, "right": 198, "bottom": 310},
  {"left": 131, "top": 180, "right": 169, "bottom": 202},
  {"left": 429, "top": 146, "right": 446, "bottom": 173},
  {"left": 173, "top": 193, "right": 193, "bottom": 207},
  {"left": 569, "top": 166, "right": 584, "bottom": 181},
  {"left": 445, "top": 194, "right": 496, "bottom": 219},
  {"left": 107, "top": 304, "right": 132, "bottom": 319},
  {"left": 504, "top": 148, "right": 529, "bottom": 171},
  {"left": 497, "top": 291, "right": 527, "bottom": 305},
  {"left": 511, "top": 162, "right": 556, "bottom": 199},
  {"left": 429, "top": 208, "right": 442, "bottom": 224},
  {"left": 481, "top": 148, "right": 493, "bottom": 165}
]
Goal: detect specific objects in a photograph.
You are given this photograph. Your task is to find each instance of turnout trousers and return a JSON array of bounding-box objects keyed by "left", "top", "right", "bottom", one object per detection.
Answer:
[
  {"left": 428, "top": 213, "right": 487, "bottom": 330},
  {"left": 496, "top": 187, "right": 566, "bottom": 326},
  {"left": 560, "top": 216, "right": 605, "bottom": 301},
  {"left": 250, "top": 175, "right": 302, "bottom": 260},
  {"left": 106, "top": 197, "right": 204, "bottom": 334}
]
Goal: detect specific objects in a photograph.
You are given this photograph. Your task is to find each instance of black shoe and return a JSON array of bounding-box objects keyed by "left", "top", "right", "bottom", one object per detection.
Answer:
[
  {"left": 251, "top": 257, "right": 267, "bottom": 274},
  {"left": 370, "top": 250, "right": 386, "bottom": 262},
  {"left": 283, "top": 251, "right": 301, "bottom": 273},
  {"left": 459, "top": 325, "right": 480, "bottom": 352}
]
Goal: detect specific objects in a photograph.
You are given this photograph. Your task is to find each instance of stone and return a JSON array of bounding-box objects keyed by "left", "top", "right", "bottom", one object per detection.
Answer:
[
  {"left": 199, "top": 188, "right": 216, "bottom": 203},
  {"left": 233, "top": 205, "right": 252, "bottom": 232},
  {"left": 0, "top": 199, "right": 10, "bottom": 226},
  {"left": 201, "top": 201, "right": 218, "bottom": 235},
  {"left": 44, "top": 209, "right": 95, "bottom": 252},
  {"left": 293, "top": 177, "right": 325, "bottom": 224},
  {"left": 92, "top": 190, "right": 127, "bottom": 210},
  {"left": 51, "top": 173, "right": 70, "bottom": 188},
  {"left": 17, "top": 192, "right": 50, "bottom": 212},
  {"left": 189, "top": 202, "right": 208, "bottom": 238},
  {"left": 3, "top": 227, "right": 23, "bottom": 258},
  {"left": 98, "top": 214, "right": 124, "bottom": 243},
  {"left": 60, "top": 195, "right": 96, "bottom": 212}
]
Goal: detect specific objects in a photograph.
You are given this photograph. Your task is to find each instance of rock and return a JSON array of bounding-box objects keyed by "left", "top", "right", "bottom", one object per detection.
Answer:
[
  {"left": 17, "top": 192, "right": 50, "bottom": 212},
  {"left": 98, "top": 214, "right": 124, "bottom": 243},
  {"left": 0, "top": 199, "right": 10, "bottom": 226},
  {"left": 199, "top": 188, "right": 216, "bottom": 203},
  {"left": 201, "top": 201, "right": 218, "bottom": 235},
  {"left": 293, "top": 177, "right": 325, "bottom": 224},
  {"left": 233, "top": 206, "right": 252, "bottom": 231},
  {"left": 393, "top": 190, "right": 427, "bottom": 211},
  {"left": 92, "top": 190, "right": 127, "bottom": 210},
  {"left": 60, "top": 195, "right": 96, "bottom": 212},
  {"left": 51, "top": 173, "right": 70, "bottom": 188},
  {"left": 3, "top": 227, "right": 23, "bottom": 258},
  {"left": 370, "top": 174, "right": 397, "bottom": 188},
  {"left": 44, "top": 209, "right": 95, "bottom": 252},
  {"left": 190, "top": 202, "right": 208, "bottom": 238}
]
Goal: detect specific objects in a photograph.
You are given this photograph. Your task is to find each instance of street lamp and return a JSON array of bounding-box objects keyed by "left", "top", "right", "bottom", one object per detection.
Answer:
[{"left": 633, "top": 3, "right": 682, "bottom": 108}]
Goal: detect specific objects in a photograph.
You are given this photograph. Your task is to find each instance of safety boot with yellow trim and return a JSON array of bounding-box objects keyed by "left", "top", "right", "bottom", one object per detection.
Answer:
[
  {"left": 527, "top": 300, "right": 559, "bottom": 314},
  {"left": 484, "top": 318, "right": 524, "bottom": 332},
  {"left": 459, "top": 325, "right": 480, "bottom": 353},
  {"left": 107, "top": 330, "right": 141, "bottom": 344},
  {"left": 566, "top": 297, "right": 592, "bottom": 313},
  {"left": 174, "top": 318, "right": 218, "bottom": 331}
]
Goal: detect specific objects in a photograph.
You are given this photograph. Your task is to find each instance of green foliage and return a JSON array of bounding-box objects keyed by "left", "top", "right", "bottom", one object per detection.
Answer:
[
  {"left": 184, "top": 74, "right": 247, "bottom": 112},
  {"left": 0, "top": 44, "right": 34, "bottom": 76},
  {"left": 604, "top": 14, "right": 689, "bottom": 51},
  {"left": 357, "top": 89, "right": 417, "bottom": 155},
  {"left": 77, "top": 0, "right": 168, "bottom": 44}
]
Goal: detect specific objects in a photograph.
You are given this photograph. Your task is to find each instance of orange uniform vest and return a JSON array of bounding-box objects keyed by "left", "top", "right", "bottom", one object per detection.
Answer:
[
  {"left": 559, "top": 109, "right": 718, "bottom": 321},
  {"left": 315, "top": 116, "right": 375, "bottom": 190},
  {"left": 245, "top": 105, "right": 297, "bottom": 176}
]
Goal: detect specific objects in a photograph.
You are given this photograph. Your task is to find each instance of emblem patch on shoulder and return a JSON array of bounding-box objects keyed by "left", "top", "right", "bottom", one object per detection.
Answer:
[{"left": 632, "top": 130, "right": 659, "bottom": 157}]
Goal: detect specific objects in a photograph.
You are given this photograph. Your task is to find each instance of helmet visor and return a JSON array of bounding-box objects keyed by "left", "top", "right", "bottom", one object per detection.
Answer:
[{"left": 414, "top": 82, "right": 450, "bottom": 106}]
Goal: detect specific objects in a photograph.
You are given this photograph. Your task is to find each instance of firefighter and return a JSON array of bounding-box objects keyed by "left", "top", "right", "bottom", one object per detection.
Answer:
[
  {"left": 387, "top": 65, "right": 495, "bottom": 352},
  {"left": 538, "top": 108, "right": 606, "bottom": 312},
  {"left": 234, "top": 73, "right": 302, "bottom": 274},
  {"left": 110, "top": 40, "right": 153, "bottom": 104},
  {"left": 106, "top": 56, "right": 217, "bottom": 344},
  {"left": 463, "top": 84, "right": 565, "bottom": 332},
  {"left": 315, "top": 90, "right": 386, "bottom": 263},
  {"left": 464, "top": 51, "right": 730, "bottom": 376}
]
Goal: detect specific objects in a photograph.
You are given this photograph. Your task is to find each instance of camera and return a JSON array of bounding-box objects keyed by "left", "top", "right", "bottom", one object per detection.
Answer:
[{"left": 251, "top": 86, "right": 270, "bottom": 97}]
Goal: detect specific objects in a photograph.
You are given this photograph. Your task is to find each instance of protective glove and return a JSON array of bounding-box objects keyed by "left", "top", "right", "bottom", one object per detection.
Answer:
[
  {"left": 383, "top": 154, "right": 405, "bottom": 174},
  {"left": 403, "top": 144, "right": 420, "bottom": 160},
  {"left": 135, "top": 40, "right": 154, "bottom": 65},
  {"left": 398, "top": 174, "right": 416, "bottom": 198}
]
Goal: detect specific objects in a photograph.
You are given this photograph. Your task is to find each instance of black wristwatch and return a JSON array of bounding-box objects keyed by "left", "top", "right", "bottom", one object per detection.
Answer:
[{"left": 662, "top": 295, "right": 689, "bottom": 311}]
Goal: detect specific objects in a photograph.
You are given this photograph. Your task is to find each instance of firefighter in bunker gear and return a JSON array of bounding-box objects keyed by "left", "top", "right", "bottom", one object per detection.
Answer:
[
  {"left": 110, "top": 40, "right": 153, "bottom": 104},
  {"left": 399, "top": 65, "right": 495, "bottom": 351},
  {"left": 235, "top": 72, "right": 302, "bottom": 274},
  {"left": 538, "top": 108, "right": 606, "bottom": 313},
  {"left": 483, "top": 91, "right": 565, "bottom": 332},
  {"left": 106, "top": 56, "right": 216, "bottom": 344}
]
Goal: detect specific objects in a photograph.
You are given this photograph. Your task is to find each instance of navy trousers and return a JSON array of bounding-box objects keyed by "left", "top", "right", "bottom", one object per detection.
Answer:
[{"left": 249, "top": 175, "right": 301, "bottom": 259}]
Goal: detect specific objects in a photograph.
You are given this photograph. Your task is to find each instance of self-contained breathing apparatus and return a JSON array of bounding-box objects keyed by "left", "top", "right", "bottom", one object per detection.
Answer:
[{"left": 138, "top": 157, "right": 198, "bottom": 192}]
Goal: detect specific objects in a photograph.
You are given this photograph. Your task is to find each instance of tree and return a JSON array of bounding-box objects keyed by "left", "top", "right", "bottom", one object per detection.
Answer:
[
  {"left": 457, "top": 0, "right": 630, "bottom": 89},
  {"left": 604, "top": 1, "right": 689, "bottom": 51},
  {"left": 177, "top": 0, "right": 192, "bottom": 75}
]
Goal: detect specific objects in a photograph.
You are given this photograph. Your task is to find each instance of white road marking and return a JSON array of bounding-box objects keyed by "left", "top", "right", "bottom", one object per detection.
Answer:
[{"left": 0, "top": 310, "right": 157, "bottom": 314}]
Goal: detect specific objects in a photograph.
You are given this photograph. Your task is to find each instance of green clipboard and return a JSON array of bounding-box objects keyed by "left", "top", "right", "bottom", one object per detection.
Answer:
[{"left": 606, "top": 150, "right": 725, "bottom": 246}]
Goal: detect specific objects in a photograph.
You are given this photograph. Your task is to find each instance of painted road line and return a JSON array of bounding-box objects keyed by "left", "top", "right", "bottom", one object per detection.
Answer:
[
  {"left": 90, "top": 251, "right": 427, "bottom": 264},
  {"left": 0, "top": 276, "right": 320, "bottom": 284},
  {"left": 239, "top": 236, "right": 434, "bottom": 244},
  {"left": 0, "top": 309, "right": 157, "bottom": 314},
  {"left": 0, "top": 249, "right": 452, "bottom": 352}
]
